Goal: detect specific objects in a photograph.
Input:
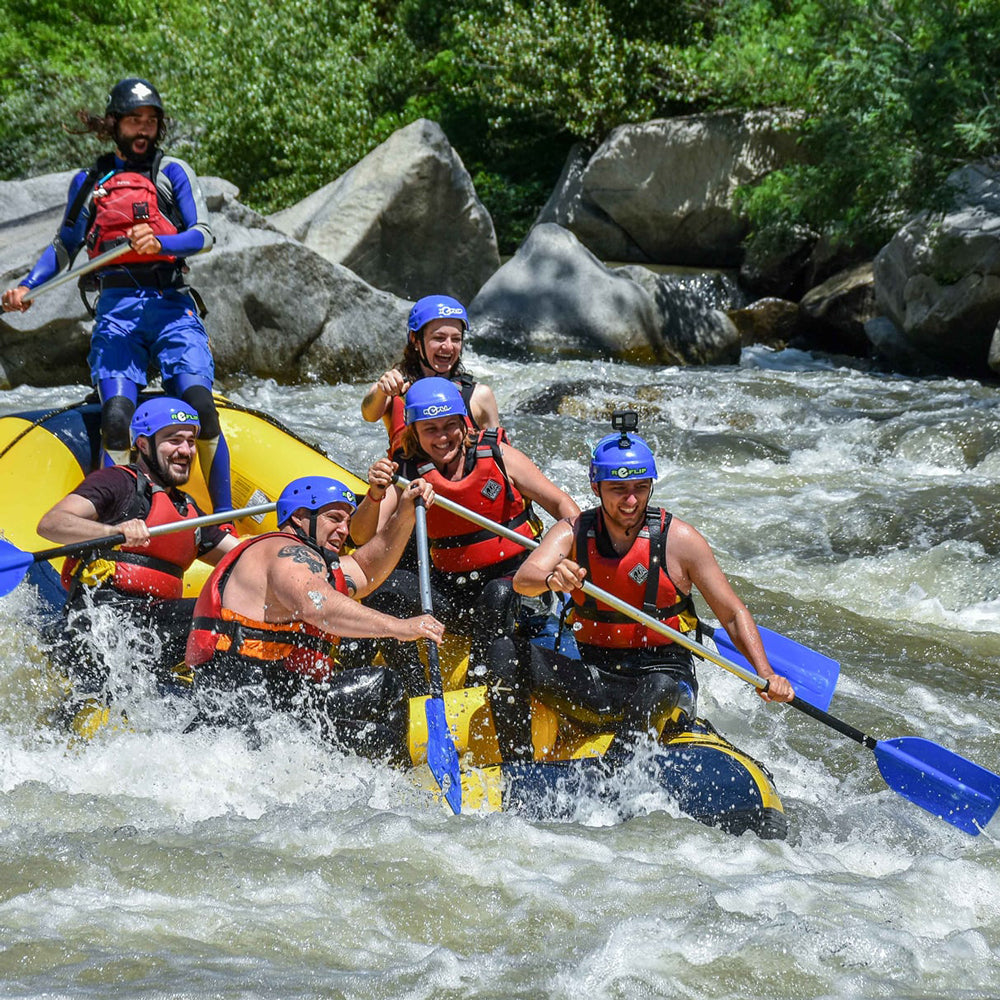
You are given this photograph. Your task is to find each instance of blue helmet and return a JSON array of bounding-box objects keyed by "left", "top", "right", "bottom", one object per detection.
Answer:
[
  {"left": 407, "top": 295, "right": 468, "bottom": 335},
  {"left": 589, "top": 432, "right": 658, "bottom": 484},
  {"left": 129, "top": 397, "right": 200, "bottom": 445},
  {"left": 403, "top": 377, "right": 468, "bottom": 425},
  {"left": 276, "top": 476, "right": 358, "bottom": 528}
]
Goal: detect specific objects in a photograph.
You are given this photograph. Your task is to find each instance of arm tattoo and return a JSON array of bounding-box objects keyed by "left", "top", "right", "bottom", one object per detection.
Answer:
[
  {"left": 276, "top": 543, "right": 326, "bottom": 574},
  {"left": 342, "top": 573, "right": 358, "bottom": 597}
]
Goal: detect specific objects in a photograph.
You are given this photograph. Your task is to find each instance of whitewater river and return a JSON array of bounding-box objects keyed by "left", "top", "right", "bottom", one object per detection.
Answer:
[{"left": 1, "top": 345, "right": 998, "bottom": 998}]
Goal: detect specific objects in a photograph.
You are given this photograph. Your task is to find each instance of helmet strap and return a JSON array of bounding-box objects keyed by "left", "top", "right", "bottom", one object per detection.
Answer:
[
  {"left": 288, "top": 513, "right": 341, "bottom": 578},
  {"left": 137, "top": 434, "right": 165, "bottom": 482},
  {"left": 415, "top": 329, "right": 433, "bottom": 371}
]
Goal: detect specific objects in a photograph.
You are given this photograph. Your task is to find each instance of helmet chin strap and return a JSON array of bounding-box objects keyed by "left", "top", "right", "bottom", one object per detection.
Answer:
[
  {"left": 138, "top": 436, "right": 166, "bottom": 483},
  {"left": 416, "top": 329, "right": 459, "bottom": 374},
  {"left": 288, "top": 511, "right": 340, "bottom": 575}
]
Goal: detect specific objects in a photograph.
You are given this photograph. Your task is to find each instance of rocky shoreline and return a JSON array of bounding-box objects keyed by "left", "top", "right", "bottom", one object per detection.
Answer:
[{"left": 2, "top": 113, "right": 999, "bottom": 387}]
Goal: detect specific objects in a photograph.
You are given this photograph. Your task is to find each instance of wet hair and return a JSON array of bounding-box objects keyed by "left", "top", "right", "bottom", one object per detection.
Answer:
[{"left": 67, "top": 108, "right": 168, "bottom": 145}]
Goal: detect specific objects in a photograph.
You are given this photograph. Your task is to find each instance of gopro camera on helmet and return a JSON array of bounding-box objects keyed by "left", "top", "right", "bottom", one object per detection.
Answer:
[{"left": 611, "top": 408, "right": 639, "bottom": 446}]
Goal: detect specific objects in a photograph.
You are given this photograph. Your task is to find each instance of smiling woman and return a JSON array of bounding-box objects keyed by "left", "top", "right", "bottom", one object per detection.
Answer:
[{"left": 361, "top": 294, "right": 501, "bottom": 456}]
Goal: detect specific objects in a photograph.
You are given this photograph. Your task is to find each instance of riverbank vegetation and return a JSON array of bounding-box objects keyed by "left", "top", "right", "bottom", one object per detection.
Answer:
[{"left": 2, "top": 0, "right": 997, "bottom": 257}]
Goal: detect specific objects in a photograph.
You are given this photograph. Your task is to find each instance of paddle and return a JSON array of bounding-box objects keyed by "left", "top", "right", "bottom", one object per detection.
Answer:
[
  {"left": 788, "top": 697, "right": 1000, "bottom": 835},
  {"left": 0, "top": 500, "right": 276, "bottom": 598},
  {"left": 21, "top": 242, "right": 134, "bottom": 304},
  {"left": 393, "top": 475, "right": 837, "bottom": 711},
  {"left": 412, "top": 497, "right": 462, "bottom": 815},
  {"left": 397, "top": 484, "right": 1000, "bottom": 834}
]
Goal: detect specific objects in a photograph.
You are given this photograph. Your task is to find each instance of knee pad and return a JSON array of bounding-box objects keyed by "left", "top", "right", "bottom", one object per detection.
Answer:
[
  {"left": 101, "top": 395, "right": 135, "bottom": 452},
  {"left": 179, "top": 384, "right": 220, "bottom": 438}
]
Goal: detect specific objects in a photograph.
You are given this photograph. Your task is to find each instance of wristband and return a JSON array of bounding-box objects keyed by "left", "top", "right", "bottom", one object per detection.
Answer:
[
  {"left": 366, "top": 489, "right": 385, "bottom": 503},
  {"left": 544, "top": 571, "right": 557, "bottom": 591}
]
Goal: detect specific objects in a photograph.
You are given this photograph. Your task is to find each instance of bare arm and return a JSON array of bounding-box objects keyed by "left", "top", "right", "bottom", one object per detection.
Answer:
[
  {"left": 347, "top": 457, "right": 397, "bottom": 547},
  {"left": 346, "top": 479, "right": 434, "bottom": 599},
  {"left": 361, "top": 368, "right": 410, "bottom": 423},
  {"left": 670, "top": 519, "right": 793, "bottom": 703},
  {"left": 470, "top": 383, "right": 501, "bottom": 431},
  {"left": 503, "top": 445, "right": 581, "bottom": 521},
  {"left": 37, "top": 494, "right": 151, "bottom": 547},
  {"left": 265, "top": 540, "right": 444, "bottom": 643},
  {"left": 512, "top": 518, "right": 587, "bottom": 597}
]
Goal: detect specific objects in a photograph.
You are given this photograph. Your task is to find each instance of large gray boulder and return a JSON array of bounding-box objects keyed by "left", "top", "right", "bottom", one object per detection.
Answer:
[
  {"left": 196, "top": 197, "right": 408, "bottom": 382},
  {"left": 469, "top": 223, "right": 740, "bottom": 365},
  {"left": 0, "top": 169, "right": 77, "bottom": 227},
  {"left": 269, "top": 119, "right": 500, "bottom": 305},
  {"left": 872, "top": 158, "right": 1000, "bottom": 377},
  {"left": 538, "top": 111, "right": 803, "bottom": 267},
  {"left": 533, "top": 143, "right": 649, "bottom": 263},
  {"left": 0, "top": 174, "right": 410, "bottom": 388}
]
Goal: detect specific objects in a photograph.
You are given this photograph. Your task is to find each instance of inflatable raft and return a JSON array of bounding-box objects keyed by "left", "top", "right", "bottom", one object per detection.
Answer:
[{"left": 0, "top": 394, "right": 787, "bottom": 839}]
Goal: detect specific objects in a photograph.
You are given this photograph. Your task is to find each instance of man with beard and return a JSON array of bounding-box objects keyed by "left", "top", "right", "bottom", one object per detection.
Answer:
[
  {"left": 36, "top": 396, "right": 240, "bottom": 735},
  {"left": 2, "top": 78, "right": 233, "bottom": 513},
  {"left": 492, "top": 415, "right": 794, "bottom": 762}
]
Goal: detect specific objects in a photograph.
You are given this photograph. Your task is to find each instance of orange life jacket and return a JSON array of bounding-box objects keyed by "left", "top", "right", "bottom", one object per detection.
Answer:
[
  {"left": 400, "top": 429, "right": 538, "bottom": 578},
  {"left": 569, "top": 506, "right": 696, "bottom": 650},
  {"left": 61, "top": 467, "right": 200, "bottom": 600},
  {"left": 185, "top": 532, "right": 347, "bottom": 683}
]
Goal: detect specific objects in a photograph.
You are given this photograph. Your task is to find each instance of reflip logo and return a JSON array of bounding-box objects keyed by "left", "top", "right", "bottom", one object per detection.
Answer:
[
  {"left": 437, "top": 304, "right": 465, "bottom": 317},
  {"left": 170, "top": 409, "right": 198, "bottom": 424},
  {"left": 613, "top": 465, "right": 648, "bottom": 478}
]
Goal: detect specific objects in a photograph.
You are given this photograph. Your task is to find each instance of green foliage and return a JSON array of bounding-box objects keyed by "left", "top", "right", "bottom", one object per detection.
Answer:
[
  {"left": 2, "top": 0, "right": 999, "bottom": 258},
  {"left": 728, "top": 0, "right": 1000, "bottom": 255}
]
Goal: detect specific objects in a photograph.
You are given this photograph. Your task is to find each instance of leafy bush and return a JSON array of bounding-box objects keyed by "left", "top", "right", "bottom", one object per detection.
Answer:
[{"left": 3, "top": 0, "right": 999, "bottom": 258}]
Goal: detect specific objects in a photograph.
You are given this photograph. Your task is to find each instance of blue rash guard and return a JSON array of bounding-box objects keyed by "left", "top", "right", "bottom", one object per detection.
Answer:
[
  {"left": 18, "top": 150, "right": 233, "bottom": 512},
  {"left": 22, "top": 153, "right": 213, "bottom": 288}
]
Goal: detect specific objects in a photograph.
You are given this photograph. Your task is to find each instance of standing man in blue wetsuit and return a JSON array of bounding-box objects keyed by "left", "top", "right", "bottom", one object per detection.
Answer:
[{"left": 1, "top": 77, "right": 232, "bottom": 513}]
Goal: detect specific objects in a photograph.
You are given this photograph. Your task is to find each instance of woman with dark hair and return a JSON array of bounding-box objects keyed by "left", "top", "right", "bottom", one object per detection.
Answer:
[{"left": 361, "top": 294, "right": 501, "bottom": 456}]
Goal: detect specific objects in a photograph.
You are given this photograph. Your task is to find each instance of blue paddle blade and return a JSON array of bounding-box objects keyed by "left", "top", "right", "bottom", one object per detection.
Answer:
[
  {"left": 424, "top": 695, "right": 462, "bottom": 815},
  {"left": 0, "top": 538, "right": 35, "bottom": 597},
  {"left": 874, "top": 737, "right": 1000, "bottom": 835},
  {"left": 713, "top": 624, "right": 839, "bottom": 712}
]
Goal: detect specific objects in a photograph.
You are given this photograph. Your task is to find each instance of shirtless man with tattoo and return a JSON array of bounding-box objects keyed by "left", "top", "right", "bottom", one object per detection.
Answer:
[{"left": 185, "top": 475, "right": 443, "bottom": 760}]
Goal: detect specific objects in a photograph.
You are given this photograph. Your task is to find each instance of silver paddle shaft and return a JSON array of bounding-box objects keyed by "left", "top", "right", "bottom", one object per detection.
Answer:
[{"left": 394, "top": 475, "right": 768, "bottom": 694}]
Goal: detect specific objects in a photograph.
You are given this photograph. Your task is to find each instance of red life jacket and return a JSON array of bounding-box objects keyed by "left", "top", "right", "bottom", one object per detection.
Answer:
[
  {"left": 401, "top": 429, "right": 538, "bottom": 577},
  {"left": 185, "top": 532, "right": 347, "bottom": 683},
  {"left": 569, "top": 506, "right": 696, "bottom": 650},
  {"left": 386, "top": 373, "right": 479, "bottom": 456},
  {"left": 61, "top": 467, "right": 201, "bottom": 600},
  {"left": 86, "top": 170, "right": 177, "bottom": 266}
]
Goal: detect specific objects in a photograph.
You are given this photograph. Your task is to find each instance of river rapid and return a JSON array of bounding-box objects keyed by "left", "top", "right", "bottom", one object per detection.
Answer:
[{"left": 1, "top": 345, "right": 998, "bottom": 999}]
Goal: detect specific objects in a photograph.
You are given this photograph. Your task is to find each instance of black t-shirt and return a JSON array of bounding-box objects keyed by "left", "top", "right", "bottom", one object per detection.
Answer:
[{"left": 71, "top": 465, "right": 229, "bottom": 556}]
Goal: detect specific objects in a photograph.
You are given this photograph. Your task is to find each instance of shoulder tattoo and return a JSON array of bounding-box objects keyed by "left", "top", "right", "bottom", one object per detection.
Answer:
[{"left": 276, "top": 543, "right": 326, "bottom": 574}]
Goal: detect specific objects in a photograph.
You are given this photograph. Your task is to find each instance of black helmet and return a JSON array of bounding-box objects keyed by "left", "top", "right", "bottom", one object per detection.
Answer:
[{"left": 105, "top": 78, "right": 164, "bottom": 117}]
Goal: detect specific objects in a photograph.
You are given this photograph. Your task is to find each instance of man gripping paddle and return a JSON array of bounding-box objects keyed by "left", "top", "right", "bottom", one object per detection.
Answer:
[
  {"left": 36, "top": 396, "right": 239, "bottom": 732},
  {"left": 497, "top": 412, "right": 793, "bottom": 761}
]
